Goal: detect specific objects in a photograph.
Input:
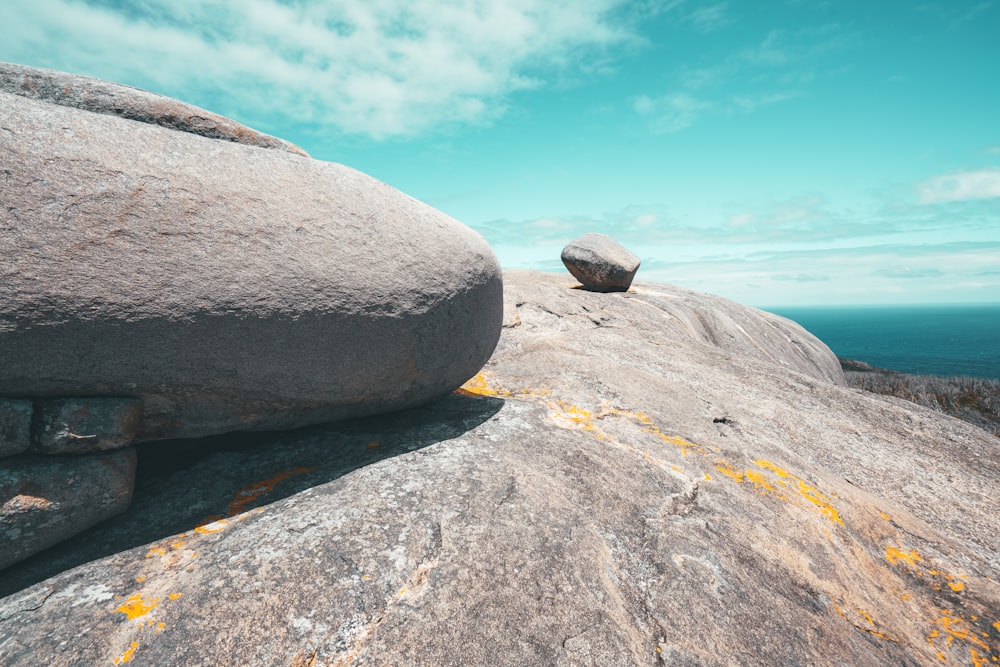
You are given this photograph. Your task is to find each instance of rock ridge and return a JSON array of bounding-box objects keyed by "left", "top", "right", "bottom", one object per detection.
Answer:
[{"left": 0, "top": 62, "right": 308, "bottom": 155}]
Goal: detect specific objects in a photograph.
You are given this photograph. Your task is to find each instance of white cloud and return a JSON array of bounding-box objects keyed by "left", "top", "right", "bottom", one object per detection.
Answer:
[
  {"left": 918, "top": 168, "right": 1000, "bottom": 204},
  {"left": 689, "top": 3, "right": 730, "bottom": 32},
  {"left": 633, "top": 92, "right": 711, "bottom": 133},
  {"left": 0, "top": 0, "right": 633, "bottom": 139}
]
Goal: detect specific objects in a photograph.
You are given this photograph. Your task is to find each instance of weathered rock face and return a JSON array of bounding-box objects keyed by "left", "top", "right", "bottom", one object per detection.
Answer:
[
  {"left": 561, "top": 233, "right": 641, "bottom": 292},
  {"left": 0, "top": 400, "right": 32, "bottom": 458},
  {"left": 1, "top": 271, "right": 997, "bottom": 666},
  {"left": 0, "top": 89, "right": 503, "bottom": 441},
  {"left": 0, "top": 62, "right": 308, "bottom": 156},
  {"left": 30, "top": 397, "right": 143, "bottom": 455},
  {"left": 0, "top": 448, "right": 136, "bottom": 571}
]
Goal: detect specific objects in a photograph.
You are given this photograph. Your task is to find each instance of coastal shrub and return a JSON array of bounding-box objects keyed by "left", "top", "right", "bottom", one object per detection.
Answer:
[{"left": 842, "top": 361, "right": 1000, "bottom": 437}]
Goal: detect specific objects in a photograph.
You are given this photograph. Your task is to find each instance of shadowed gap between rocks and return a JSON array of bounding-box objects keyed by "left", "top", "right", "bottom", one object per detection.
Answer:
[{"left": 0, "top": 392, "right": 504, "bottom": 598}]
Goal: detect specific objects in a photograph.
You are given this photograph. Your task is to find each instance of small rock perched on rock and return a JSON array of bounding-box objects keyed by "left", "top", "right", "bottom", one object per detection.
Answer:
[{"left": 561, "top": 233, "right": 641, "bottom": 292}]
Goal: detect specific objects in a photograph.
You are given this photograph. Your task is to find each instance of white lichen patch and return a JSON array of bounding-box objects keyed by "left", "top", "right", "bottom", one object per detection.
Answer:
[{"left": 51, "top": 582, "right": 115, "bottom": 607}]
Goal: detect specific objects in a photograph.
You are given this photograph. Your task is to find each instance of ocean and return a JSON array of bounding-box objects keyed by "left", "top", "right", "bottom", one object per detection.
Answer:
[{"left": 765, "top": 304, "right": 1000, "bottom": 381}]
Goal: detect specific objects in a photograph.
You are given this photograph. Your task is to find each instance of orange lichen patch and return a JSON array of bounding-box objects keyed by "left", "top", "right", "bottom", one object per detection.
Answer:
[
  {"left": 994, "top": 620, "right": 1000, "bottom": 632},
  {"left": 455, "top": 373, "right": 551, "bottom": 399},
  {"left": 170, "top": 540, "right": 186, "bottom": 550},
  {"left": 645, "top": 428, "right": 703, "bottom": 456},
  {"left": 754, "top": 459, "right": 791, "bottom": 479},
  {"left": 135, "top": 575, "right": 146, "bottom": 583},
  {"left": 167, "top": 593, "right": 182, "bottom": 600},
  {"left": 226, "top": 467, "right": 315, "bottom": 516},
  {"left": 926, "top": 609, "right": 993, "bottom": 661},
  {"left": 970, "top": 648, "right": 989, "bottom": 667},
  {"left": 703, "top": 473, "right": 712, "bottom": 481},
  {"left": 948, "top": 581, "right": 966, "bottom": 592},
  {"left": 113, "top": 641, "right": 139, "bottom": 664},
  {"left": 885, "top": 546, "right": 923, "bottom": 568},
  {"left": 794, "top": 478, "right": 843, "bottom": 526},
  {"left": 145, "top": 547, "right": 166, "bottom": 559},
  {"left": 194, "top": 519, "right": 228, "bottom": 534},
  {"left": 549, "top": 401, "right": 599, "bottom": 432},
  {"left": 714, "top": 460, "right": 744, "bottom": 483},
  {"left": 455, "top": 373, "right": 509, "bottom": 397},
  {"left": 712, "top": 459, "right": 843, "bottom": 525},
  {"left": 879, "top": 511, "right": 892, "bottom": 521},
  {"left": 155, "top": 622, "right": 166, "bottom": 634},
  {"left": 115, "top": 594, "right": 159, "bottom": 620},
  {"left": 745, "top": 469, "right": 782, "bottom": 496}
]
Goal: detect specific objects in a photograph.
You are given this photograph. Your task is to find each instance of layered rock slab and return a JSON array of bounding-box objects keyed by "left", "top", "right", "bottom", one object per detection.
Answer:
[
  {"left": 1, "top": 272, "right": 997, "bottom": 666},
  {"left": 0, "top": 449, "right": 136, "bottom": 571},
  {"left": 0, "top": 90, "right": 502, "bottom": 441}
]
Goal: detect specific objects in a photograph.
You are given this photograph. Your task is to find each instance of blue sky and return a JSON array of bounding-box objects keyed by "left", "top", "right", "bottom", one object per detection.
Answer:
[{"left": 3, "top": 0, "right": 998, "bottom": 306}]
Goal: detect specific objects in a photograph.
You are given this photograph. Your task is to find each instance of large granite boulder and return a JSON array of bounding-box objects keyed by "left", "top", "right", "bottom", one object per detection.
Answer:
[
  {"left": 0, "top": 62, "right": 308, "bottom": 156},
  {"left": 3, "top": 271, "right": 996, "bottom": 665},
  {"left": 0, "top": 87, "right": 503, "bottom": 441}
]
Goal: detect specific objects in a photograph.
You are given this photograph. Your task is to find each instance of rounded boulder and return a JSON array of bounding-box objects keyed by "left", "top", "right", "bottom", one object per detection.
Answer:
[
  {"left": 561, "top": 233, "right": 641, "bottom": 292},
  {"left": 0, "top": 90, "right": 503, "bottom": 441}
]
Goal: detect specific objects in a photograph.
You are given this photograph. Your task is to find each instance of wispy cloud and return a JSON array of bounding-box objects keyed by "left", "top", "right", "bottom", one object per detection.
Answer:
[
  {"left": 689, "top": 3, "right": 731, "bottom": 32},
  {"left": 918, "top": 168, "right": 1000, "bottom": 203},
  {"left": 633, "top": 92, "right": 712, "bottom": 133},
  {"left": 0, "top": 0, "right": 634, "bottom": 139},
  {"left": 634, "top": 21, "right": 853, "bottom": 133}
]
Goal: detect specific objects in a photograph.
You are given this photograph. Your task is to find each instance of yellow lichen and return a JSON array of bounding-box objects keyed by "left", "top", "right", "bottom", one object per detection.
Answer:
[
  {"left": 550, "top": 401, "right": 598, "bottom": 431},
  {"left": 745, "top": 469, "right": 781, "bottom": 496},
  {"left": 714, "top": 460, "right": 744, "bottom": 483},
  {"left": 115, "top": 594, "right": 159, "bottom": 621},
  {"left": 455, "top": 373, "right": 550, "bottom": 399},
  {"left": 885, "top": 546, "right": 922, "bottom": 567},
  {"left": 194, "top": 519, "right": 228, "bottom": 534},
  {"left": 794, "top": 479, "right": 843, "bottom": 525},
  {"left": 113, "top": 641, "right": 139, "bottom": 664}
]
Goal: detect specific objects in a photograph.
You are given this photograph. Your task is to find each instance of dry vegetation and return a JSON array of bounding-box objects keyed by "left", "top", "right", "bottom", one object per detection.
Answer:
[{"left": 841, "top": 359, "right": 1000, "bottom": 437}]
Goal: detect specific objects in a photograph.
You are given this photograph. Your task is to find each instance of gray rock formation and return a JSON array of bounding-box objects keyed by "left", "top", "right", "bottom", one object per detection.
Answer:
[
  {"left": 30, "top": 398, "right": 143, "bottom": 455},
  {"left": 3, "top": 271, "right": 996, "bottom": 665},
  {"left": 0, "top": 448, "right": 136, "bottom": 571},
  {"left": 0, "top": 400, "right": 32, "bottom": 458},
  {"left": 561, "top": 233, "right": 641, "bottom": 292},
  {"left": 0, "top": 89, "right": 503, "bottom": 441},
  {"left": 0, "top": 62, "right": 308, "bottom": 156}
]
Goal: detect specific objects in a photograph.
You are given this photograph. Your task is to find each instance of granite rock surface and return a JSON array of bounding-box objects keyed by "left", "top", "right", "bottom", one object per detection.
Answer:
[
  {"left": 0, "top": 271, "right": 997, "bottom": 666},
  {"left": 561, "top": 233, "right": 641, "bottom": 292},
  {"left": 0, "top": 62, "right": 308, "bottom": 156},
  {"left": 0, "top": 89, "right": 503, "bottom": 441},
  {"left": 0, "top": 448, "right": 136, "bottom": 571}
]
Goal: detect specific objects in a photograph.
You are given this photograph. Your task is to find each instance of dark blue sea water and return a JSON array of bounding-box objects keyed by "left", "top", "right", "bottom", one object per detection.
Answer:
[{"left": 765, "top": 305, "right": 1000, "bottom": 380}]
